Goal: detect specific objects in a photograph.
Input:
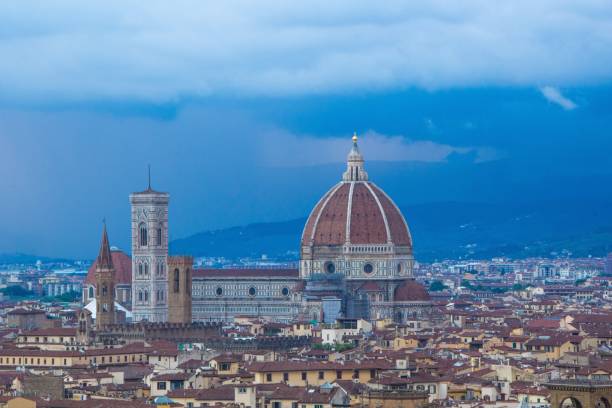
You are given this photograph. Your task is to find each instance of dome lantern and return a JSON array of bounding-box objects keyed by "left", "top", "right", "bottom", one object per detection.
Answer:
[{"left": 343, "top": 132, "right": 368, "bottom": 182}]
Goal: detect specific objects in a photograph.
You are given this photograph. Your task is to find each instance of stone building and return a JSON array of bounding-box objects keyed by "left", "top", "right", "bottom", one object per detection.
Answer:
[
  {"left": 191, "top": 268, "right": 303, "bottom": 323},
  {"left": 82, "top": 134, "right": 431, "bottom": 326},
  {"left": 298, "top": 134, "right": 431, "bottom": 322},
  {"left": 167, "top": 256, "right": 193, "bottom": 324},
  {"left": 130, "top": 180, "right": 170, "bottom": 323},
  {"left": 95, "top": 224, "right": 116, "bottom": 328},
  {"left": 190, "top": 135, "right": 432, "bottom": 324}
]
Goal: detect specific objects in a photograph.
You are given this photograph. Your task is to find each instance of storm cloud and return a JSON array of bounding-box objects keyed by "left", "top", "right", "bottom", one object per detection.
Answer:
[{"left": 1, "top": 1, "right": 612, "bottom": 103}]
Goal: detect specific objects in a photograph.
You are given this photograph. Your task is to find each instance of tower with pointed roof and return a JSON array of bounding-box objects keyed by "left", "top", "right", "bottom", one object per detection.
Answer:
[
  {"left": 95, "top": 223, "right": 116, "bottom": 328},
  {"left": 130, "top": 170, "right": 170, "bottom": 322}
]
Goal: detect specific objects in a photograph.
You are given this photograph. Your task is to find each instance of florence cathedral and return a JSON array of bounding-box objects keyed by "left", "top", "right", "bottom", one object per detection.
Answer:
[{"left": 83, "top": 135, "right": 432, "bottom": 325}]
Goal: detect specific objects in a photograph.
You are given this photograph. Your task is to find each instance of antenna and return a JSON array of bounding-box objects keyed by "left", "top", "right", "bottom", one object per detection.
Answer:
[{"left": 148, "top": 164, "right": 151, "bottom": 190}]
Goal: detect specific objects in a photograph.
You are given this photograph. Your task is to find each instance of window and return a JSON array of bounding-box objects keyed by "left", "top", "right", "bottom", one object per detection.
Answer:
[
  {"left": 144, "top": 290, "right": 149, "bottom": 302},
  {"left": 138, "top": 291, "right": 143, "bottom": 302},
  {"left": 157, "top": 224, "right": 163, "bottom": 246},
  {"left": 336, "top": 370, "right": 342, "bottom": 379},
  {"left": 273, "top": 402, "right": 281, "bottom": 408},
  {"left": 138, "top": 263, "right": 143, "bottom": 276},
  {"left": 216, "top": 287, "right": 223, "bottom": 296},
  {"left": 363, "top": 263, "right": 374, "bottom": 274},
  {"left": 174, "top": 269, "right": 180, "bottom": 293},
  {"left": 283, "top": 372, "right": 289, "bottom": 381},
  {"left": 370, "top": 369, "right": 375, "bottom": 379},
  {"left": 282, "top": 287, "right": 290, "bottom": 297},
  {"left": 102, "top": 285, "right": 108, "bottom": 296},
  {"left": 325, "top": 262, "right": 335, "bottom": 274},
  {"left": 157, "top": 381, "right": 167, "bottom": 390},
  {"left": 88, "top": 286, "right": 94, "bottom": 299},
  {"left": 318, "top": 371, "right": 324, "bottom": 380},
  {"left": 139, "top": 223, "right": 148, "bottom": 247},
  {"left": 249, "top": 287, "right": 256, "bottom": 296},
  {"left": 185, "top": 269, "right": 190, "bottom": 294},
  {"left": 301, "top": 372, "right": 307, "bottom": 380},
  {"left": 144, "top": 263, "right": 149, "bottom": 276},
  {"left": 238, "top": 387, "right": 247, "bottom": 394},
  {"left": 266, "top": 373, "right": 272, "bottom": 382}
]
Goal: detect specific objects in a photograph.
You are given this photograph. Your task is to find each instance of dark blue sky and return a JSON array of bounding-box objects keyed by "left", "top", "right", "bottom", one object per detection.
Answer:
[{"left": 0, "top": 2, "right": 611, "bottom": 258}]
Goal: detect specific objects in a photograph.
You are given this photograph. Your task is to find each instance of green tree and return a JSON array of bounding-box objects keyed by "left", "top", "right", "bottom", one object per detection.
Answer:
[{"left": 429, "top": 281, "right": 448, "bottom": 292}]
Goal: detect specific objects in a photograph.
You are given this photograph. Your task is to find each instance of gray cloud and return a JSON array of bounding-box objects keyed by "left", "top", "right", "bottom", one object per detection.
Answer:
[
  {"left": 259, "top": 130, "right": 493, "bottom": 167},
  {"left": 539, "top": 86, "right": 578, "bottom": 110},
  {"left": 1, "top": 1, "right": 612, "bottom": 102}
]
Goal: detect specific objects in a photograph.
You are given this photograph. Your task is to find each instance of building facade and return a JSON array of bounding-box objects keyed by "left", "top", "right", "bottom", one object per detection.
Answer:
[
  {"left": 191, "top": 268, "right": 303, "bottom": 323},
  {"left": 130, "top": 183, "right": 170, "bottom": 323}
]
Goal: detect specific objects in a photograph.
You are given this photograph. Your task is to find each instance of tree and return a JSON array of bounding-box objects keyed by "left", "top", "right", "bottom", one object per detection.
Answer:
[{"left": 429, "top": 281, "right": 448, "bottom": 292}]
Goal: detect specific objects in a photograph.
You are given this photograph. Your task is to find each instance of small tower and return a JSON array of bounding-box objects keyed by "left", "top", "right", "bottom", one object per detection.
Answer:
[
  {"left": 95, "top": 223, "right": 115, "bottom": 328},
  {"left": 167, "top": 256, "right": 192, "bottom": 324}
]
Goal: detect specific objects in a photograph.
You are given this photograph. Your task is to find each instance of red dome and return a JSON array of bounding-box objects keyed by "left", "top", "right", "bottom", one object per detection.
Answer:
[
  {"left": 394, "top": 280, "right": 431, "bottom": 302},
  {"left": 85, "top": 249, "right": 132, "bottom": 286},
  {"left": 301, "top": 181, "right": 412, "bottom": 248}
]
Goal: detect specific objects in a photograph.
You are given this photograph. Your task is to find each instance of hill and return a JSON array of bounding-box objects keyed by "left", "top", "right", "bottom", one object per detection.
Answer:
[{"left": 170, "top": 200, "right": 612, "bottom": 262}]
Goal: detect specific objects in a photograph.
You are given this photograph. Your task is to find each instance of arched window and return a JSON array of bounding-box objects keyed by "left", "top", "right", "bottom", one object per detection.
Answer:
[
  {"left": 144, "top": 290, "right": 149, "bottom": 302},
  {"left": 138, "top": 291, "right": 143, "bottom": 302},
  {"left": 139, "top": 223, "right": 148, "bottom": 247},
  {"left": 144, "top": 263, "right": 149, "bottom": 276},
  {"left": 138, "top": 263, "right": 143, "bottom": 276},
  {"left": 174, "top": 269, "right": 180, "bottom": 293},
  {"left": 102, "top": 285, "right": 108, "bottom": 296},
  {"left": 88, "top": 286, "right": 94, "bottom": 299},
  {"left": 157, "top": 224, "right": 163, "bottom": 246},
  {"left": 185, "top": 269, "right": 190, "bottom": 294}
]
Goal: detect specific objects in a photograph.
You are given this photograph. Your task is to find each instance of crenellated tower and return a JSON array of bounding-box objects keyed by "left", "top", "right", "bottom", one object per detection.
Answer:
[{"left": 167, "top": 256, "right": 193, "bottom": 324}]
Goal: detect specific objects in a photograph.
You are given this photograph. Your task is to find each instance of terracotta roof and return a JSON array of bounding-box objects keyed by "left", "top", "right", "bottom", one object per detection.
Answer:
[
  {"left": 394, "top": 279, "right": 431, "bottom": 302},
  {"left": 85, "top": 250, "right": 131, "bottom": 285},
  {"left": 360, "top": 281, "right": 382, "bottom": 292},
  {"left": 20, "top": 328, "right": 76, "bottom": 337},
  {"left": 301, "top": 181, "right": 412, "bottom": 247},
  {"left": 167, "top": 386, "right": 235, "bottom": 401}
]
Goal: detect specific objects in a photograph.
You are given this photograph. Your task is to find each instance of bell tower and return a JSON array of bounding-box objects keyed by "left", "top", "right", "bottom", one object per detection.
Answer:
[
  {"left": 130, "top": 170, "right": 169, "bottom": 322},
  {"left": 95, "top": 223, "right": 115, "bottom": 328}
]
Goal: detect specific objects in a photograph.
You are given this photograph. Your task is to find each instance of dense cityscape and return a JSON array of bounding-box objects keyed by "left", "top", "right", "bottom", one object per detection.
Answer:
[
  {"left": 2, "top": 2, "right": 612, "bottom": 408},
  {"left": 0, "top": 138, "right": 609, "bottom": 408}
]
